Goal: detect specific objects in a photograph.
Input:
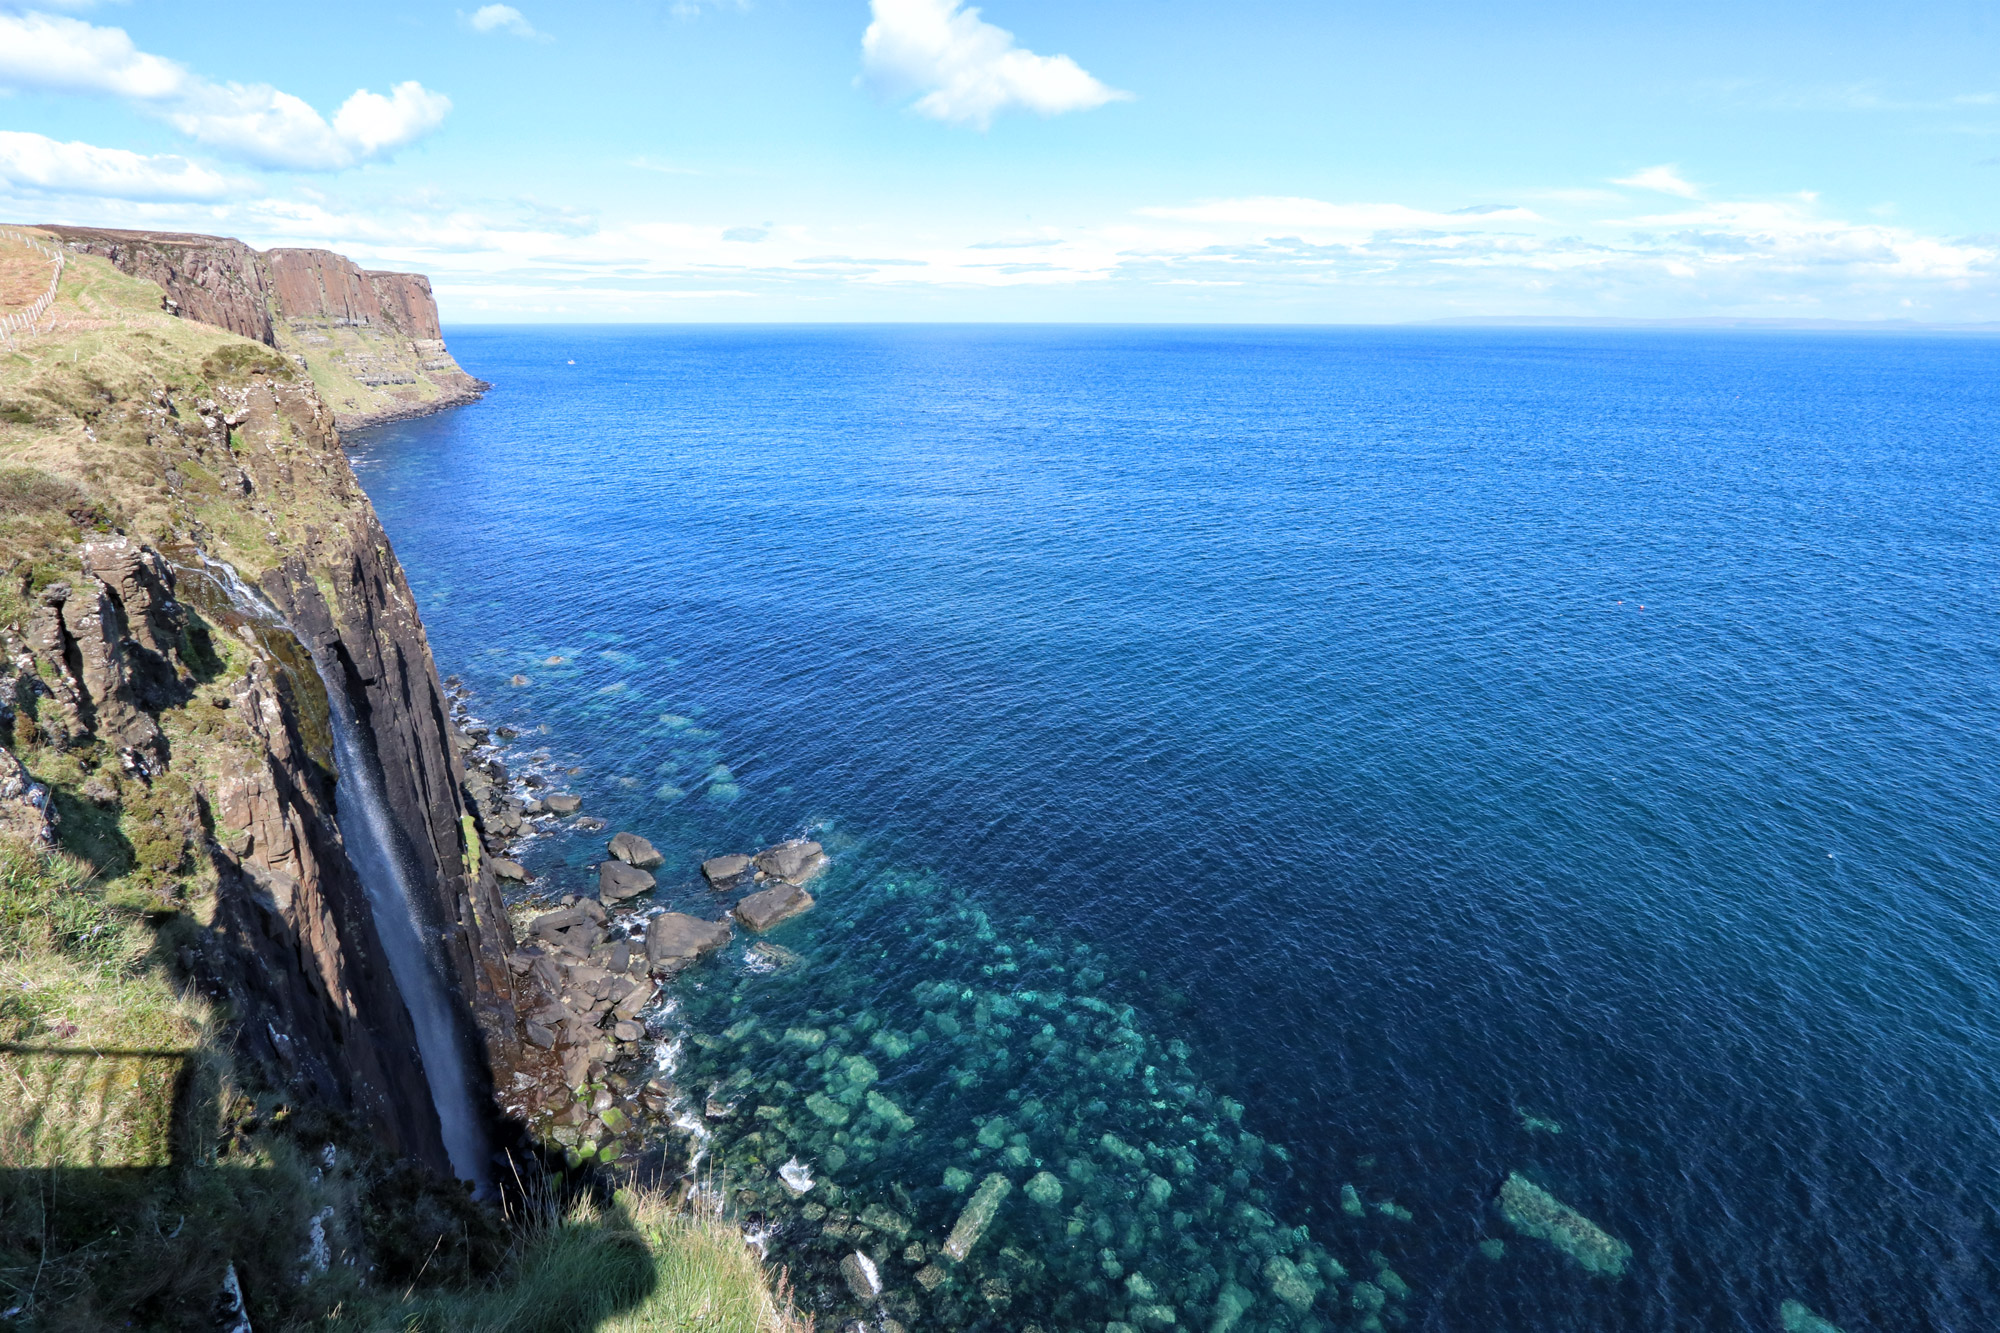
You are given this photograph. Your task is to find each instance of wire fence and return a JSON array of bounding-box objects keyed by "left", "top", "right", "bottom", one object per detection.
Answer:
[{"left": 0, "top": 227, "right": 65, "bottom": 338}]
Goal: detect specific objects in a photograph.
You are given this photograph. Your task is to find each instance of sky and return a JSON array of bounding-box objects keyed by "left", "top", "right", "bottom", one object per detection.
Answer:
[{"left": 0, "top": 0, "right": 1996, "bottom": 323}]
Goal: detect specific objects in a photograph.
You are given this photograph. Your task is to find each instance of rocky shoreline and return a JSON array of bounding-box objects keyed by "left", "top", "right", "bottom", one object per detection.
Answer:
[
  {"left": 445, "top": 672, "right": 824, "bottom": 1171},
  {"left": 332, "top": 378, "right": 491, "bottom": 432}
]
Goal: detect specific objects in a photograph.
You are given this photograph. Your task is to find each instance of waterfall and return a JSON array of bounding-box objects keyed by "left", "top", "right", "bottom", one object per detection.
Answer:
[
  {"left": 313, "top": 644, "right": 491, "bottom": 1195},
  {"left": 192, "top": 556, "right": 491, "bottom": 1194}
]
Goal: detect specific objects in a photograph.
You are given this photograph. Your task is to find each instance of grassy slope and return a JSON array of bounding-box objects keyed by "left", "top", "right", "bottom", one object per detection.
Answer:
[
  {"left": 0, "top": 236, "right": 806, "bottom": 1332},
  {"left": 275, "top": 320, "right": 468, "bottom": 426}
]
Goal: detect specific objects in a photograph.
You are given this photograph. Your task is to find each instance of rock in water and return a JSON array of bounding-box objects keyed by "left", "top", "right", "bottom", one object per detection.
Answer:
[
  {"left": 490, "top": 858, "right": 528, "bottom": 882},
  {"left": 701, "top": 853, "right": 753, "bottom": 886},
  {"left": 643, "top": 912, "right": 731, "bottom": 968},
  {"left": 1025, "top": 1170, "right": 1064, "bottom": 1206},
  {"left": 544, "top": 793, "right": 582, "bottom": 814},
  {"left": 1497, "top": 1172, "right": 1631, "bottom": 1277},
  {"left": 1780, "top": 1300, "right": 1845, "bottom": 1333},
  {"left": 734, "top": 882, "right": 814, "bottom": 931},
  {"left": 753, "top": 839, "right": 827, "bottom": 884},
  {"left": 778, "top": 1157, "right": 816, "bottom": 1195},
  {"left": 942, "top": 1172, "right": 1013, "bottom": 1262},
  {"left": 608, "top": 831, "right": 664, "bottom": 868},
  {"left": 598, "top": 860, "right": 656, "bottom": 902},
  {"left": 841, "top": 1250, "right": 883, "bottom": 1302}
]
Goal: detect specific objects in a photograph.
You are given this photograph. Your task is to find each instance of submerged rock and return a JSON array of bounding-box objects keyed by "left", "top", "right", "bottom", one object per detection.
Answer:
[
  {"left": 805, "top": 1092, "right": 852, "bottom": 1126},
  {"left": 1264, "top": 1255, "right": 1318, "bottom": 1311},
  {"left": 1780, "top": 1300, "right": 1845, "bottom": 1333},
  {"left": 599, "top": 860, "right": 656, "bottom": 902},
  {"left": 1024, "top": 1170, "right": 1063, "bottom": 1206},
  {"left": 1478, "top": 1238, "right": 1506, "bottom": 1261},
  {"left": 701, "top": 853, "right": 753, "bottom": 886},
  {"left": 544, "top": 793, "right": 582, "bottom": 814},
  {"left": 859, "top": 1203, "right": 910, "bottom": 1238},
  {"left": 608, "top": 831, "right": 664, "bottom": 868},
  {"left": 1497, "top": 1172, "right": 1631, "bottom": 1278},
  {"left": 1341, "top": 1183, "right": 1364, "bottom": 1217},
  {"left": 643, "top": 912, "right": 731, "bottom": 968},
  {"left": 734, "top": 882, "right": 815, "bottom": 932},
  {"left": 942, "top": 1172, "right": 1013, "bottom": 1262}
]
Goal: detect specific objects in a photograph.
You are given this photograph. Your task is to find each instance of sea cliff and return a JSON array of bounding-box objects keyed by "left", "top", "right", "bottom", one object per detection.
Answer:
[
  {"left": 38, "top": 226, "right": 490, "bottom": 430},
  {"left": 0, "top": 226, "right": 793, "bottom": 1328}
]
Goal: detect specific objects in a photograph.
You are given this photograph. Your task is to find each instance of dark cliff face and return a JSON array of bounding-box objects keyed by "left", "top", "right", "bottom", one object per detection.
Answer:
[
  {"left": 267, "top": 520, "right": 526, "bottom": 1071},
  {"left": 0, "top": 242, "right": 550, "bottom": 1177}
]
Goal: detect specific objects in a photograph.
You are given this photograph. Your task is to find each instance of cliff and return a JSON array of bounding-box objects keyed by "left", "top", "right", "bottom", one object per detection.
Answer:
[
  {"left": 39, "top": 225, "right": 489, "bottom": 431},
  {"left": 0, "top": 226, "right": 821, "bottom": 1332},
  {"left": 0, "top": 227, "right": 545, "bottom": 1175}
]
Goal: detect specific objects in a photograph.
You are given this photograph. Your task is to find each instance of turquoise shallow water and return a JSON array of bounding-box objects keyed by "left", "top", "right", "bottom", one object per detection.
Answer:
[{"left": 353, "top": 326, "right": 2000, "bottom": 1331}]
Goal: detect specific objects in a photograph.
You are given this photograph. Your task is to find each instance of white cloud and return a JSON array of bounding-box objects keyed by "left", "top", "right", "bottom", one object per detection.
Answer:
[
  {"left": 465, "top": 5, "right": 549, "bottom": 40},
  {"left": 17, "top": 164, "right": 1997, "bottom": 323},
  {"left": 0, "top": 11, "right": 187, "bottom": 99},
  {"left": 0, "top": 130, "right": 232, "bottom": 200},
  {"left": 1614, "top": 165, "right": 1701, "bottom": 197},
  {"left": 861, "top": 0, "right": 1129, "bottom": 129},
  {"left": 1143, "top": 197, "right": 1542, "bottom": 236},
  {"left": 0, "top": 10, "right": 449, "bottom": 172}
]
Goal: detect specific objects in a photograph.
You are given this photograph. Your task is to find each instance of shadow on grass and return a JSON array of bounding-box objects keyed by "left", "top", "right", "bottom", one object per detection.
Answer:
[{"left": 0, "top": 1044, "right": 663, "bottom": 1332}]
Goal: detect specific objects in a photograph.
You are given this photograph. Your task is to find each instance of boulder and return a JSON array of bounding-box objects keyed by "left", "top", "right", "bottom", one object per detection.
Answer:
[
  {"left": 599, "top": 861, "right": 656, "bottom": 902},
  {"left": 942, "top": 1173, "right": 1012, "bottom": 1262},
  {"left": 700, "top": 853, "right": 752, "bottom": 887},
  {"left": 841, "top": 1251, "right": 883, "bottom": 1302},
  {"left": 608, "top": 832, "right": 664, "bottom": 869},
  {"left": 530, "top": 906, "right": 585, "bottom": 937},
  {"left": 1497, "top": 1172, "right": 1631, "bottom": 1277},
  {"left": 491, "top": 858, "right": 528, "bottom": 882},
  {"left": 733, "top": 882, "right": 814, "bottom": 932},
  {"left": 753, "top": 839, "right": 826, "bottom": 884},
  {"left": 643, "top": 912, "right": 731, "bottom": 969},
  {"left": 544, "top": 793, "right": 582, "bottom": 815}
]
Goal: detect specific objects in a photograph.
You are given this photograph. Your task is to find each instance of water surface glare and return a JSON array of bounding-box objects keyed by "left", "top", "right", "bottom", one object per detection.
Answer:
[{"left": 353, "top": 326, "right": 2000, "bottom": 1331}]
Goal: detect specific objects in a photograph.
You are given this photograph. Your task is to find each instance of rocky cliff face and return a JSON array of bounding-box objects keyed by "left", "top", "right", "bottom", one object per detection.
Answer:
[
  {"left": 0, "top": 228, "right": 546, "bottom": 1177},
  {"left": 42, "top": 226, "right": 487, "bottom": 431},
  {"left": 37, "top": 227, "right": 274, "bottom": 345}
]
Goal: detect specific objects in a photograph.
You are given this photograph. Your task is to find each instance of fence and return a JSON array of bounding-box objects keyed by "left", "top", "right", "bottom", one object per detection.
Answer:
[{"left": 0, "top": 227, "right": 65, "bottom": 338}]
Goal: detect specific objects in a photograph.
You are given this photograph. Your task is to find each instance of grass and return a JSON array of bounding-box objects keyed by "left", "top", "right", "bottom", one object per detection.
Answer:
[
  {"left": 0, "top": 838, "right": 807, "bottom": 1332},
  {"left": 372, "top": 1185, "right": 813, "bottom": 1333}
]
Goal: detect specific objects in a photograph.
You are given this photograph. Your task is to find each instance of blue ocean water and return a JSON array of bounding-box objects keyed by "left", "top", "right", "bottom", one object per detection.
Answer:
[{"left": 352, "top": 326, "right": 2000, "bottom": 1331}]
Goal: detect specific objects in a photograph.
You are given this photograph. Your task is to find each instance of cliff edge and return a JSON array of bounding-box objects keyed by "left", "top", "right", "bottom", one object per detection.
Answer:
[
  {"left": 0, "top": 218, "right": 546, "bottom": 1242},
  {"left": 38, "top": 225, "right": 489, "bottom": 431}
]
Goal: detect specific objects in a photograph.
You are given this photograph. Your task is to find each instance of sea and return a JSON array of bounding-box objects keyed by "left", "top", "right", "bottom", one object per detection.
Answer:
[{"left": 348, "top": 325, "right": 2000, "bottom": 1333}]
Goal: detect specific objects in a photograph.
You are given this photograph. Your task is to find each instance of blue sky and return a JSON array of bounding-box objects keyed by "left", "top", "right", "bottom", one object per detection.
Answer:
[{"left": 0, "top": 0, "right": 1995, "bottom": 322}]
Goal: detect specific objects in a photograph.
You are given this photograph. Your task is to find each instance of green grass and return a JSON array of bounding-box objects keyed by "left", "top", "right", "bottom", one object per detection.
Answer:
[{"left": 371, "top": 1187, "right": 812, "bottom": 1333}]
